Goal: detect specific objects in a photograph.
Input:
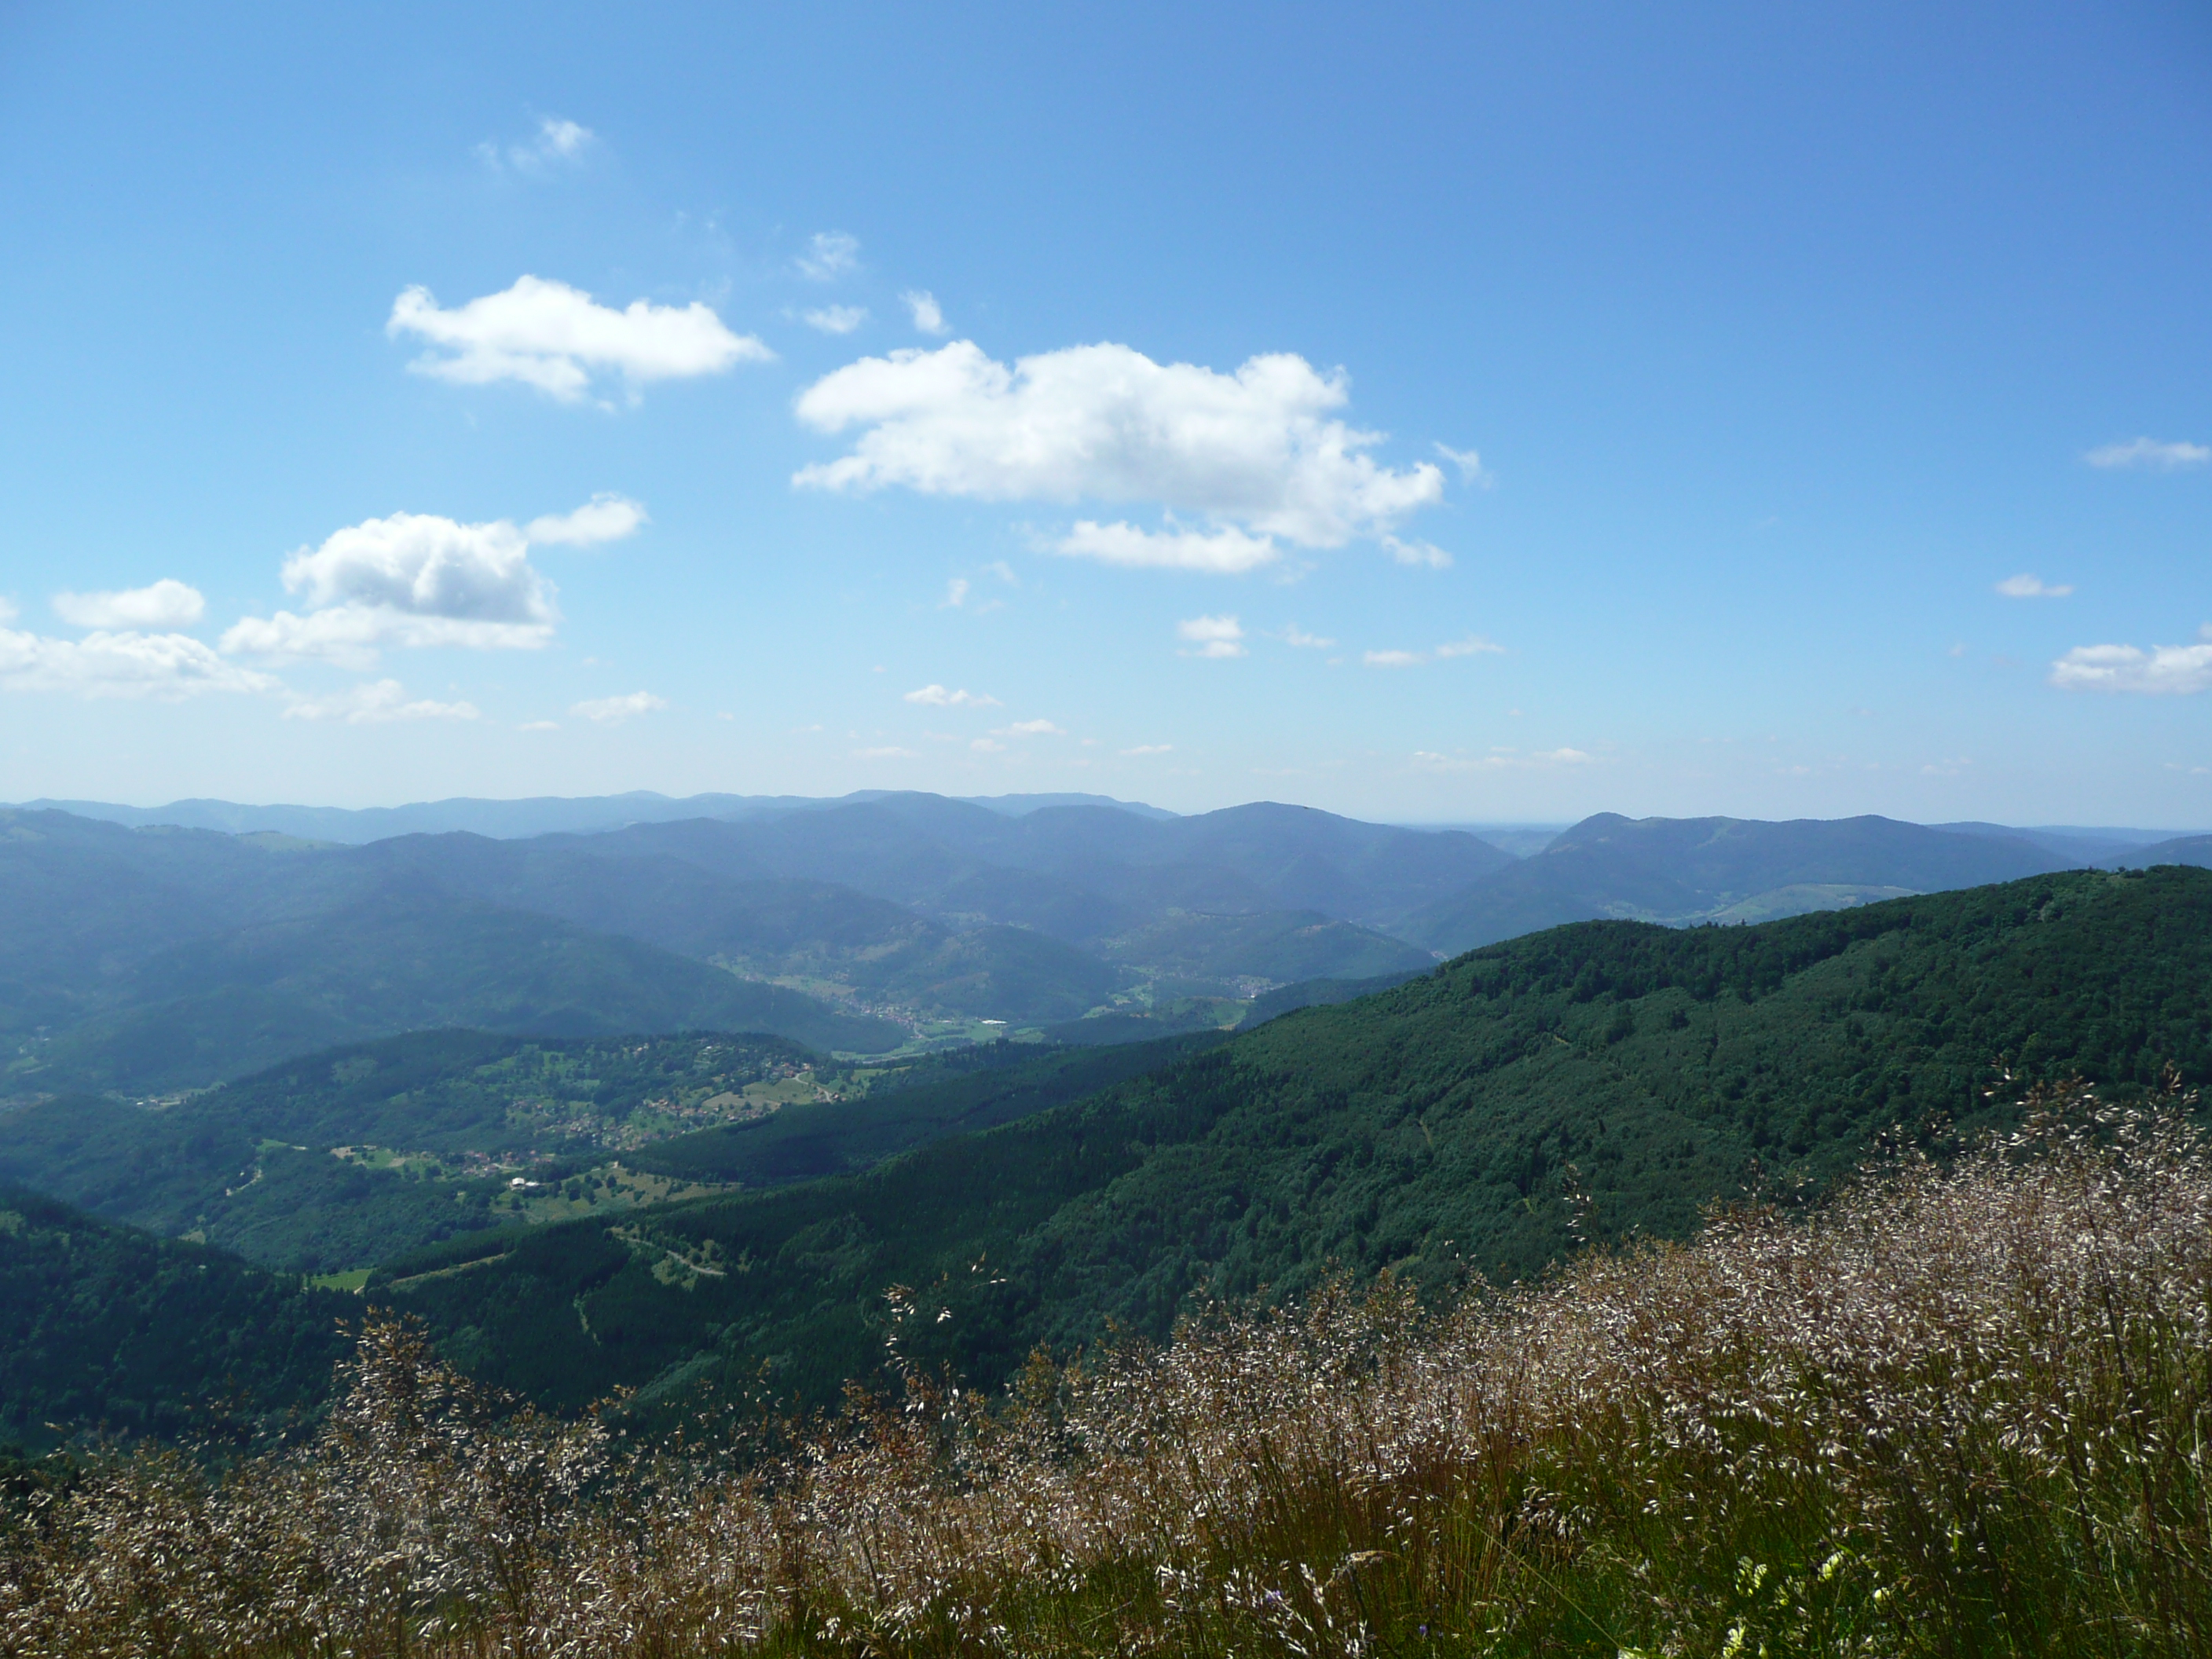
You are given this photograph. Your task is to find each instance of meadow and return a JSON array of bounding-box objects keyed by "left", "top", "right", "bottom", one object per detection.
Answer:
[{"left": 5, "top": 1086, "right": 2206, "bottom": 1657}]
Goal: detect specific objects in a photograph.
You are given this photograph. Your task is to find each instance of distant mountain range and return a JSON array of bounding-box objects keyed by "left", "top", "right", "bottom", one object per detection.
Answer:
[{"left": 5, "top": 793, "right": 2207, "bottom": 1097}]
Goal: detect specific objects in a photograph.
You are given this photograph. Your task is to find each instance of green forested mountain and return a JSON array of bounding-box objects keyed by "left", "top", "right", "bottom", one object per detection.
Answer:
[
  {"left": 1403, "top": 811, "right": 2071, "bottom": 952},
  {"left": 375, "top": 866, "right": 2212, "bottom": 1419},
  {"left": 0, "top": 1185, "right": 352, "bottom": 1450}
]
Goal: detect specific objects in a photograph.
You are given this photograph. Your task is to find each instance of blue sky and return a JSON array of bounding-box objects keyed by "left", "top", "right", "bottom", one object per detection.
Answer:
[{"left": 2, "top": 2, "right": 2208, "bottom": 825}]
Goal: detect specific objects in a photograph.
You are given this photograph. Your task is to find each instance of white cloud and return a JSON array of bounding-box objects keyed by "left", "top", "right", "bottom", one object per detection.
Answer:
[
  {"left": 1414, "top": 746, "right": 1594, "bottom": 771},
  {"left": 52, "top": 579, "right": 206, "bottom": 629},
  {"left": 941, "top": 577, "right": 971, "bottom": 609},
  {"left": 1001, "top": 718, "right": 1064, "bottom": 736},
  {"left": 1382, "top": 534, "right": 1452, "bottom": 569},
  {"left": 1995, "top": 573, "right": 2072, "bottom": 599},
  {"left": 1121, "top": 743, "right": 1173, "bottom": 756},
  {"left": 478, "top": 116, "right": 597, "bottom": 174},
  {"left": 804, "top": 305, "right": 869, "bottom": 335},
  {"left": 1057, "top": 520, "right": 1278, "bottom": 574},
  {"left": 1434, "top": 635, "right": 1503, "bottom": 657},
  {"left": 2050, "top": 629, "right": 2212, "bottom": 694},
  {"left": 970, "top": 737, "right": 1005, "bottom": 753},
  {"left": 797, "top": 232, "right": 859, "bottom": 281},
  {"left": 283, "top": 679, "right": 481, "bottom": 724},
  {"left": 2084, "top": 437, "right": 2211, "bottom": 471},
  {"left": 1281, "top": 624, "right": 1335, "bottom": 648},
  {"left": 1364, "top": 648, "right": 1423, "bottom": 668},
  {"left": 1177, "top": 614, "right": 1246, "bottom": 659},
  {"left": 1434, "top": 443, "right": 1492, "bottom": 486},
  {"left": 855, "top": 745, "right": 917, "bottom": 759},
  {"left": 902, "top": 290, "right": 948, "bottom": 335},
  {"left": 903, "top": 683, "right": 1000, "bottom": 706},
  {"left": 570, "top": 690, "right": 667, "bottom": 724},
  {"left": 222, "top": 510, "right": 561, "bottom": 668},
  {"left": 524, "top": 493, "right": 647, "bottom": 546},
  {"left": 793, "top": 340, "right": 1445, "bottom": 551},
  {"left": 519, "top": 719, "right": 560, "bottom": 731},
  {"left": 0, "top": 627, "right": 275, "bottom": 699},
  {"left": 388, "top": 276, "right": 771, "bottom": 402}
]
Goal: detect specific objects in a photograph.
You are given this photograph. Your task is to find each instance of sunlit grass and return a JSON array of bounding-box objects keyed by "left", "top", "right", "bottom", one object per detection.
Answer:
[{"left": 5, "top": 1082, "right": 2208, "bottom": 1656}]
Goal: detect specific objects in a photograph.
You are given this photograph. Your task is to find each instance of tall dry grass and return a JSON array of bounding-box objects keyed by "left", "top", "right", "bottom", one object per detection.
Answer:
[{"left": 5, "top": 1087, "right": 2210, "bottom": 1657}]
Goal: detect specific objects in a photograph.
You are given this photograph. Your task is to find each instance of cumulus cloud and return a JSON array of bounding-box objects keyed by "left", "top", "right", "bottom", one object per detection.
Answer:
[
  {"left": 793, "top": 340, "right": 1445, "bottom": 553},
  {"left": 2050, "top": 629, "right": 2212, "bottom": 694},
  {"left": 388, "top": 276, "right": 771, "bottom": 402},
  {"left": 804, "top": 305, "right": 869, "bottom": 335},
  {"left": 222, "top": 510, "right": 564, "bottom": 668},
  {"left": 0, "top": 626, "right": 275, "bottom": 699},
  {"left": 1364, "top": 648, "right": 1423, "bottom": 668},
  {"left": 904, "top": 683, "right": 1000, "bottom": 706},
  {"left": 283, "top": 679, "right": 481, "bottom": 724},
  {"left": 2084, "top": 438, "right": 2211, "bottom": 471},
  {"left": 523, "top": 493, "right": 648, "bottom": 546},
  {"left": 52, "top": 579, "right": 206, "bottom": 629},
  {"left": 1280, "top": 624, "right": 1335, "bottom": 648},
  {"left": 478, "top": 116, "right": 597, "bottom": 174},
  {"left": 1382, "top": 535, "right": 1452, "bottom": 569},
  {"left": 1121, "top": 742, "right": 1173, "bottom": 756},
  {"left": 1000, "top": 718, "right": 1064, "bottom": 736},
  {"left": 1057, "top": 520, "right": 1279, "bottom": 573},
  {"left": 1995, "top": 573, "right": 2072, "bottom": 599},
  {"left": 570, "top": 690, "right": 667, "bottom": 724},
  {"left": 797, "top": 232, "right": 859, "bottom": 281},
  {"left": 902, "top": 291, "right": 947, "bottom": 335},
  {"left": 1177, "top": 614, "right": 1246, "bottom": 659},
  {"left": 1366, "top": 634, "right": 1501, "bottom": 667}
]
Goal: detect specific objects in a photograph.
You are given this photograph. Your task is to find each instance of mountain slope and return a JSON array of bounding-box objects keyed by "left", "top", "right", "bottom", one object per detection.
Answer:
[
  {"left": 0, "top": 1185, "right": 351, "bottom": 1448},
  {"left": 1403, "top": 812, "right": 2071, "bottom": 953},
  {"left": 376, "top": 866, "right": 2212, "bottom": 1416}
]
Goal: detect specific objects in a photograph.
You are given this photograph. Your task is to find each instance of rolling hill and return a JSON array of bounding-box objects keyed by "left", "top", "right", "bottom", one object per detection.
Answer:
[
  {"left": 1402, "top": 811, "right": 2074, "bottom": 953},
  {"left": 372, "top": 866, "right": 2212, "bottom": 1419}
]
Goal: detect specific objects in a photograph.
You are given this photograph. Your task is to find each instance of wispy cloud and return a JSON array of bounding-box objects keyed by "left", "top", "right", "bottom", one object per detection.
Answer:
[
  {"left": 389, "top": 276, "right": 771, "bottom": 402},
  {"left": 1995, "top": 573, "right": 2072, "bottom": 599},
  {"left": 941, "top": 577, "right": 971, "bottom": 609},
  {"left": 1177, "top": 614, "right": 1246, "bottom": 658},
  {"left": 999, "top": 718, "right": 1064, "bottom": 736},
  {"left": 1121, "top": 743, "right": 1173, "bottom": 756},
  {"left": 1434, "top": 442, "right": 1492, "bottom": 486},
  {"left": 0, "top": 625, "right": 275, "bottom": 700},
  {"left": 2050, "top": 627, "right": 2212, "bottom": 694},
  {"left": 284, "top": 679, "right": 480, "bottom": 724},
  {"left": 475, "top": 116, "right": 598, "bottom": 174},
  {"left": 1364, "top": 649, "right": 1423, "bottom": 668},
  {"left": 1381, "top": 535, "right": 1452, "bottom": 568},
  {"left": 855, "top": 745, "right": 917, "bottom": 759},
  {"left": 569, "top": 690, "right": 666, "bottom": 724},
  {"left": 1434, "top": 635, "right": 1503, "bottom": 657},
  {"left": 52, "top": 579, "right": 205, "bottom": 630},
  {"left": 1280, "top": 624, "right": 1335, "bottom": 648},
  {"left": 804, "top": 305, "right": 868, "bottom": 335},
  {"left": 797, "top": 231, "right": 859, "bottom": 281},
  {"left": 2084, "top": 437, "right": 2210, "bottom": 471},
  {"left": 904, "top": 683, "right": 1000, "bottom": 706},
  {"left": 901, "top": 290, "right": 948, "bottom": 335},
  {"left": 1414, "top": 746, "right": 1594, "bottom": 771}
]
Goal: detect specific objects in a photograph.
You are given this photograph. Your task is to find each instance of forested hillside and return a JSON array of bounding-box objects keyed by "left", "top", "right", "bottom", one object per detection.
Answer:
[
  {"left": 0, "top": 1186, "right": 351, "bottom": 1451},
  {"left": 377, "top": 866, "right": 2212, "bottom": 1419}
]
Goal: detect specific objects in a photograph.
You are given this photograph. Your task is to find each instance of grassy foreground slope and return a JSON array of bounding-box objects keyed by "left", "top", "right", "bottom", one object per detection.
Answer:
[{"left": 382, "top": 866, "right": 2212, "bottom": 1415}]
